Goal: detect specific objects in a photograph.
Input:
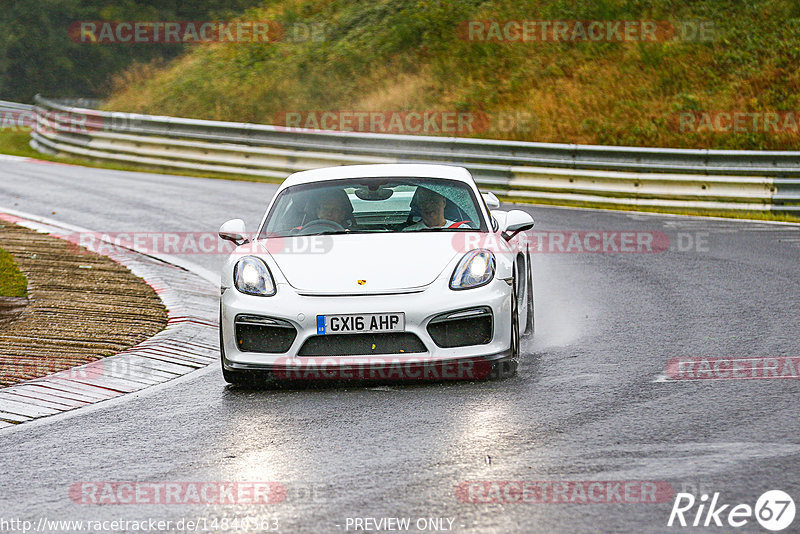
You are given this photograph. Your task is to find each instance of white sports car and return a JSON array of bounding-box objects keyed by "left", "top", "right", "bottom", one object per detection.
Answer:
[{"left": 218, "top": 163, "right": 534, "bottom": 385}]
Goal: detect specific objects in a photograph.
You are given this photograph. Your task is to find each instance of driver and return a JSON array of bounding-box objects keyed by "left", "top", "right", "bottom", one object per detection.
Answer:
[
  {"left": 404, "top": 187, "right": 470, "bottom": 230},
  {"left": 301, "top": 189, "right": 355, "bottom": 229},
  {"left": 316, "top": 196, "right": 351, "bottom": 226}
]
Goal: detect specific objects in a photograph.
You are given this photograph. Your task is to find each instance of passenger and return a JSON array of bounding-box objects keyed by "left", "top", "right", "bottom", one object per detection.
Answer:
[{"left": 404, "top": 187, "right": 470, "bottom": 230}]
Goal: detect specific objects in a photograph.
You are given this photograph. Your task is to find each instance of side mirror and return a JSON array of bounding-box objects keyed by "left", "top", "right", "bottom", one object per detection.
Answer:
[
  {"left": 501, "top": 210, "right": 534, "bottom": 241},
  {"left": 219, "top": 219, "right": 249, "bottom": 245},
  {"left": 482, "top": 191, "right": 501, "bottom": 209}
]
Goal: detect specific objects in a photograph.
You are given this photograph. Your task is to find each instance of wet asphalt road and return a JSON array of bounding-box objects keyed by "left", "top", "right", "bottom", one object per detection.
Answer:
[{"left": 0, "top": 159, "right": 799, "bottom": 533}]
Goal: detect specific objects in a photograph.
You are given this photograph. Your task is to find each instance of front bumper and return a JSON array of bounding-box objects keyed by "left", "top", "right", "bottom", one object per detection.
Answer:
[{"left": 220, "top": 276, "right": 513, "bottom": 380}]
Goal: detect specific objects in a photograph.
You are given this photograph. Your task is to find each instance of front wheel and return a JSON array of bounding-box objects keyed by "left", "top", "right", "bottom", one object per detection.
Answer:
[
  {"left": 522, "top": 251, "right": 534, "bottom": 338},
  {"left": 490, "top": 275, "right": 520, "bottom": 380},
  {"left": 510, "top": 274, "right": 521, "bottom": 361}
]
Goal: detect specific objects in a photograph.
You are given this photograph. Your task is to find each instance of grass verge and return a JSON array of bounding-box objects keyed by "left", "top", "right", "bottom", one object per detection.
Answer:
[{"left": 0, "top": 246, "right": 27, "bottom": 297}]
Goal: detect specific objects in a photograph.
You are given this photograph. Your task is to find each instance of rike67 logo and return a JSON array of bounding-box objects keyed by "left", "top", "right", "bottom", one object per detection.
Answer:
[{"left": 668, "top": 490, "right": 795, "bottom": 531}]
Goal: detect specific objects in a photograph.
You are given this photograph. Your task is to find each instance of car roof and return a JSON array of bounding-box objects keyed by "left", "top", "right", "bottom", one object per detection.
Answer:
[{"left": 279, "top": 164, "right": 474, "bottom": 188}]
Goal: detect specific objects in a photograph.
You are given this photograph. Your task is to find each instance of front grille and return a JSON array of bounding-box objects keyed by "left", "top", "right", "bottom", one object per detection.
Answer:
[
  {"left": 427, "top": 307, "right": 493, "bottom": 348},
  {"left": 235, "top": 315, "right": 297, "bottom": 353},
  {"left": 298, "top": 333, "right": 427, "bottom": 356}
]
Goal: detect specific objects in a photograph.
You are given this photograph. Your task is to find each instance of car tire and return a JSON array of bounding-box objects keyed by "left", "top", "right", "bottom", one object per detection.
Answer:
[
  {"left": 490, "top": 272, "right": 520, "bottom": 380},
  {"left": 522, "top": 251, "right": 534, "bottom": 338}
]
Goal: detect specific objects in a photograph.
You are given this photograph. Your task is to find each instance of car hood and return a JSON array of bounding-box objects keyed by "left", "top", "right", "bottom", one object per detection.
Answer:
[{"left": 262, "top": 232, "right": 468, "bottom": 294}]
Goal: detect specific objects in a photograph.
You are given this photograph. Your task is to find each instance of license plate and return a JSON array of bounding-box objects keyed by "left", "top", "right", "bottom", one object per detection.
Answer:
[{"left": 316, "top": 313, "right": 405, "bottom": 335}]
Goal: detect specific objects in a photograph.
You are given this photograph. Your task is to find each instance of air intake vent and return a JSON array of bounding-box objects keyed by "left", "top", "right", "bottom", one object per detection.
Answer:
[
  {"left": 298, "top": 333, "right": 427, "bottom": 356},
  {"left": 235, "top": 315, "right": 297, "bottom": 353},
  {"left": 427, "top": 307, "right": 493, "bottom": 348}
]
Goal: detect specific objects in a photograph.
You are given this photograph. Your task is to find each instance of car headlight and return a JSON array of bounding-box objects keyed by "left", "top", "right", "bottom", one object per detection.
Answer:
[
  {"left": 450, "top": 250, "right": 495, "bottom": 290},
  {"left": 234, "top": 256, "right": 276, "bottom": 296}
]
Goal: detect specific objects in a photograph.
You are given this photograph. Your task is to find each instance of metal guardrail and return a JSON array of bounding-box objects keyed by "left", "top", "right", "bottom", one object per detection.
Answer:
[
  {"left": 29, "top": 95, "right": 800, "bottom": 212},
  {"left": 0, "top": 100, "right": 35, "bottom": 128},
  {"left": 0, "top": 100, "right": 34, "bottom": 112}
]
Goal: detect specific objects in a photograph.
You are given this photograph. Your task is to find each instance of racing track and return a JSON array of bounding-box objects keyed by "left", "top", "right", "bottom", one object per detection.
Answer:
[{"left": 0, "top": 159, "right": 799, "bottom": 533}]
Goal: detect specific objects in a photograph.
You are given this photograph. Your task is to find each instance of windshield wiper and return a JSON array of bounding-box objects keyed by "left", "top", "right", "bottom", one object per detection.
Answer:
[{"left": 410, "top": 227, "right": 472, "bottom": 232}]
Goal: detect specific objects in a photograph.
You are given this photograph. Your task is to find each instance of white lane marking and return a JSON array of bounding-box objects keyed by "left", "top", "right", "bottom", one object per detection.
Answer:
[{"left": 0, "top": 155, "right": 31, "bottom": 163}]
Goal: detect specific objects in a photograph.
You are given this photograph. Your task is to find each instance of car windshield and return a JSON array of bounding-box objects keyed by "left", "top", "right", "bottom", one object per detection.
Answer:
[{"left": 259, "top": 177, "right": 487, "bottom": 238}]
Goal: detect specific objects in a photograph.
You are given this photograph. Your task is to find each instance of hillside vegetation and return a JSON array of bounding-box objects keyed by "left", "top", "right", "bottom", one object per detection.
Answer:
[
  {"left": 0, "top": 0, "right": 264, "bottom": 101},
  {"left": 105, "top": 0, "right": 800, "bottom": 149}
]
